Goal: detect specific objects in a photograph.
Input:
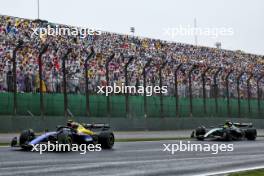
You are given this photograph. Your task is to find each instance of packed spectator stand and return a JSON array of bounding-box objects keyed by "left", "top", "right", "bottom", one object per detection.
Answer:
[{"left": 0, "top": 14, "right": 263, "bottom": 100}]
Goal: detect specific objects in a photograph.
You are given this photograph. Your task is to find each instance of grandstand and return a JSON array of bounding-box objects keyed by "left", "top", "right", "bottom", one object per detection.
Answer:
[{"left": 0, "top": 14, "right": 263, "bottom": 118}]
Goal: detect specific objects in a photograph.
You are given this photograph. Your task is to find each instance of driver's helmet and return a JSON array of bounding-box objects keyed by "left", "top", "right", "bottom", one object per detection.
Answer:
[
  {"left": 67, "top": 120, "right": 79, "bottom": 129},
  {"left": 67, "top": 119, "right": 73, "bottom": 127},
  {"left": 225, "top": 120, "right": 233, "bottom": 127}
]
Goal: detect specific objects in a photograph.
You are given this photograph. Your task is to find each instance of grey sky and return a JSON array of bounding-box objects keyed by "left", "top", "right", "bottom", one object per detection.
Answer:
[{"left": 0, "top": 0, "right": 263, "bottom": 55}]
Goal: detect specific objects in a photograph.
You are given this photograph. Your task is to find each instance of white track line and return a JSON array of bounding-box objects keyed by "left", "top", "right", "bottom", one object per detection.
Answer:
[{"left": 203, "top": 165, "right": 264, "bottom": 176}]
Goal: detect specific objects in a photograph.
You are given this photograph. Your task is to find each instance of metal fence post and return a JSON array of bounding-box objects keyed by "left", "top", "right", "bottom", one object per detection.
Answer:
[
  {"left": 62, "top": 48, "right": 72, "bottom": 118},
  {"left": 84, "top": 47, "right": 95, "bottom": 117},
  {"left": 201, "top": 67, "right": 210, "bottom": 115},
  {"left": 12, "top": 40, "right": 24, "bottom": 116},
  {"left": 33, "top": 19, "right": 49, "bottom": 117},
  {"left": 38, "top": 44, "right": 49, "bottom": 117},
  {"left": 105, "top": 53, "right": 115, "bottom": 117},
  {"left": 174, "top": 64, "right": 182, "bottom": 117},
  {"left": 188, "top": 65, "right": 196, "bottom": 117},
  {"left": 225, "top": 70, "right": 233, "bottom": 117},
  {"left": 143, "top": 60, "right": 151, "bottom": 118},
  {"left": 247, "top": 73, "right": 253, "bottom": 114},
  {"left": 257, "top": 75, "right": 264, "bottom": 117},
  {"left": 159, "top": 61, "right": 167, "bottom": 118},
  {"left": 213, "top": 68, "right": 222, "bottom": 114},
  {"left": 237, "top": 72, "right": 244, "bottom": 118},
  {"left": 125, "top": 56, "right": 134, "bottom": 118}
]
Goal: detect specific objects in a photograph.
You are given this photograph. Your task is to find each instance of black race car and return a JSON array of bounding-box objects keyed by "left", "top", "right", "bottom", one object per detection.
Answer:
[{"left": 191, "top": 122, "right": 257, "bottom": 141}]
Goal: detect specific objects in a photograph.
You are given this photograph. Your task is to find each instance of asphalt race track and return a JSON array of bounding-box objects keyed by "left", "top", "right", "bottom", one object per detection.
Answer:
[{"left": 1, "top": 139, "right": 264, "bottom": 176}]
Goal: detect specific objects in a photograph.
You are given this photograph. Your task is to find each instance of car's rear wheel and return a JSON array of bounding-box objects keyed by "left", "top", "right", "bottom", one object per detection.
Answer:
[
  {"left": 99, "top": 132, "right": 115, "bottom": 149},
  {"left": 92, "top": 135, "right": 99, "bottom": 145},
  {"left": 245, "top": 129, "right": 257, "bottom": 140}
]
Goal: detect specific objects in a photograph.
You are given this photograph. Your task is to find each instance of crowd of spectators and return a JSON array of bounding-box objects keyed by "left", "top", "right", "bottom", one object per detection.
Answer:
[{"left": 0, "top": 14, "right": 263, "bottom": 99}]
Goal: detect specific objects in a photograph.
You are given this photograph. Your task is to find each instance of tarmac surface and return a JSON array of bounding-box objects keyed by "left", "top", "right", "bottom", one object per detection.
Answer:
[
  {"left": 1, "top": 138, "right": 264, "bottom": 176},
  {"left": 0, "top": 130, "right": 193, "bottom": 143},
  {"left": 1, "top": 129, "right": 264, "bottom": 143}
]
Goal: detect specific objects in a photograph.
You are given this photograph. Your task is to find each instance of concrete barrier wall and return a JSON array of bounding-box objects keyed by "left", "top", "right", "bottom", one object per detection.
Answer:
[{"left": 0, "top": 116, "right": 263, "bottom": 133}]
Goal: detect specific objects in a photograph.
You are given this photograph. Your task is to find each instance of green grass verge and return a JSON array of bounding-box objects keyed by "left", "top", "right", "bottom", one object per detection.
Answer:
[
  {"left": 229, "top": 169, "right": 264, "bottom": 176},
  {"left": 0, "top": 143, "right": 9, "bottom": 146}
]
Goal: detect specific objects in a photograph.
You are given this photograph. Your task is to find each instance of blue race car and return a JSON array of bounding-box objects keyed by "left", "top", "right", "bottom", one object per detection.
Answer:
[{"left": 11, "top": 122, "right": 115, "bottom": 150}]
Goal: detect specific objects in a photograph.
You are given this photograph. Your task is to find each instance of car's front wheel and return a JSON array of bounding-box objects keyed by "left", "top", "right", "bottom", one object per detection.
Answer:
[
  {"left": 57, "top": 131, "right": 73, "bottom": 151},
  {"left": 19, "top": 129, "right": 35, "bottom": 150},
  {"left": 222, "top": 129, "right": 232, "bottom": 141}
]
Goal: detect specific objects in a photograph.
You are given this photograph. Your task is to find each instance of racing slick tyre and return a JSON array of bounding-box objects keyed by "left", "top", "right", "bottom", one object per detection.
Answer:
[
  {"left": 99, "top": 132, "right": 115, "bottom": 149},
  {"left": 245, "top": 129, "right": 257, "bottom": 140},
  {"left": 195, "top": 126, "right": 206, "bottom": 136},
  {"left": 195, "top": 126, "right": 206, "bottom": 140},
  {"left": 223, "top": 129, "right": 232, "bottom": 141},
  {"left": 196, "top": 136, "right": 204, "bottom": 141},
  {"left": 190, "top": 131, "right": 195, "bottom": 138},
  {"left": 57, "top": 130, "right": 73, "bottom": 149},
  {"left": 91, "top": 135, "right": 99, "bottom": 145},
  {"left": 19, "top": 129, "right": 35, "bottom": 150}
]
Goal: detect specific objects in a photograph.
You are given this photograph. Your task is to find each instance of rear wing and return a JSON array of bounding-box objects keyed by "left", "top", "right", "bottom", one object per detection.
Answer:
[
  {"left": 216, "top": 122, "right": 253, "bottom": 128},
  {"left": 233, "top": 122, "right": 253, "bottom": 128},
  {"left": 83, "top": 123, "right": 110, "bottom": 130}
]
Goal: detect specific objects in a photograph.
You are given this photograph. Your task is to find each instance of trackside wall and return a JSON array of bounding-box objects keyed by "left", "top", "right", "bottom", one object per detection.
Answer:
[{"left": 0, "top": 116, "right": 264, "bottom": 132}]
